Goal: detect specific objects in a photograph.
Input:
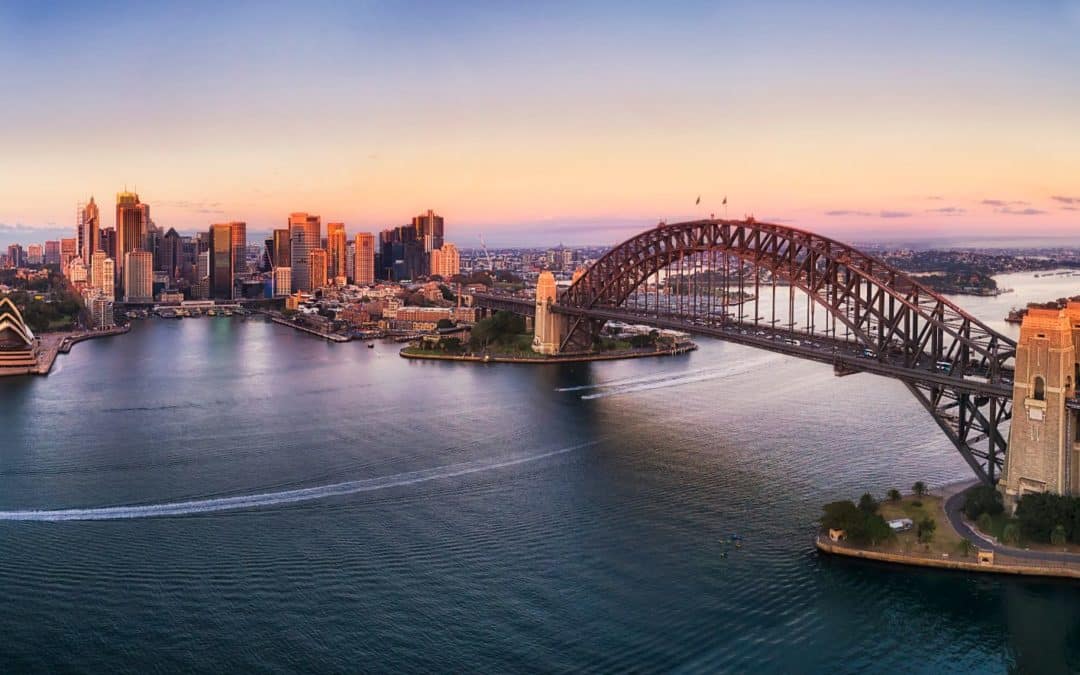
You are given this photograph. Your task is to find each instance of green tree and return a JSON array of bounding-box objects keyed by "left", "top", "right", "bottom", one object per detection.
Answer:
[
  {"left": 857, "top": 492, "right": 879, "bottom": 514},
  {"left": 917, "top": 517, "right": 936, "bottom": 544},
  {"left": 963, "top": 485, "right": 1004, "bottom": 520},
  {"left": 1002, "top": 523, "right": 1020, "bottom": 546},
  {"left": 912, "top": 481, "right": 928, "bottom": 499},
  {"left": 436, "top": 318, "right": 455, "bottom": 329},
  {"left": 976, "top": 512, "right": 993, "bottom": 534},
  {"left": 886, "top": 489, "right": 901, "bottom": 503},
  {"left": 1052, "top": 524, "right": 1068, "bottom": 547}
]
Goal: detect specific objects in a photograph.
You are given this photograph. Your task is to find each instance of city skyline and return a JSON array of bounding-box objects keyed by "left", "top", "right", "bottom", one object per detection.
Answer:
[{"left": 2, "top": 1, "right": 1079, "bottom": 246}]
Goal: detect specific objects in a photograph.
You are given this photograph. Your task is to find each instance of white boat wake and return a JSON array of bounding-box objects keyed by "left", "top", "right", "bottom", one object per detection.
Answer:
[{"left": 0, "top": 441, "right": 597, "bottom": 522}]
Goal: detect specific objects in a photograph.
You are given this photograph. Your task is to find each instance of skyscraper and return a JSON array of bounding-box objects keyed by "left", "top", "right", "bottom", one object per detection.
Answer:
[
  {"left": 413, "top": 209, "right": 444, "bottom": 253},
  {"left": 60, "top": 238, "right": 77, "bottom": 271},
  {"left": 228, "top": 221, "right": 247, "bottom": 275},
  {"left": 123, "top": 250, "right": 153, "bottom": 303},
  {"left": 288, "top": 212, "right": 321, "bottom": 292},
  {"left": 354, "top": 232, "right": 375, "bottom": 285},
  {"left": 327, "top": 222, "right": 347, "bottom": 282},
  {"left": 115, "top": 190, "right": 149, "bottom": 294},
  {"left": 78, "top": 197, "right": 100, "bottom": 263},
  {"left": 309, "top": 249, "right": 328, "bottom": 289},
  {"left": 161, "top": 228, "right": 184, "bottom": 281},
  {"left": 90, "top": 252, "right": 115, "bottom": 300},
  {"left": 272, "top": 229, "right": 291, "bottom": 268},
  {"left": 210, "top": 223, "right": 234, "bottom": 300},
  {"left": 44, "top": 240, "right": 61, "bottom": 266}
]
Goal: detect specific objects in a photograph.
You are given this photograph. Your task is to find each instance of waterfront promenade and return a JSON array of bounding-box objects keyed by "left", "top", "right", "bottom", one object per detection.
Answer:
[{"left": 0, "top": 325, "right": 129, "bottom": 378}]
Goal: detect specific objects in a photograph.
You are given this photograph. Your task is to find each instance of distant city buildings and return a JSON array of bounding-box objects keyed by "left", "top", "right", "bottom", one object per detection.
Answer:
[
  {"left": 123, "top": 250, "right": 153, "bottom": 303},
  {"left": 327, "top": 222, "right": 347, "bottom": 282},
  {"left": 210, "top": 223, "right": 234, "bottom": 300},
  {"left": 289, "top": 212, "right": 321, "bottom": 293},
  {"left": 430, "top": 242, "right": 460, "bottom": 278},
  {"left": 115, "top": 190, "right": 149, "bottom": 296},
  {"left": 354, "top": 232, "right": 375, "bottom": 285}
]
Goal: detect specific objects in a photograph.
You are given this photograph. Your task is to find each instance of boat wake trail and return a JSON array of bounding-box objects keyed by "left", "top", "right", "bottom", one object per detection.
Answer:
[
  {"left": 556, "top": 368, "right": 722, "bottom": 393},
  {"left": 0, "top": 442, "right": 597, "bottom": 522},
  {"left": 580, "top": 359, "right": 773, "bottom": 400}
]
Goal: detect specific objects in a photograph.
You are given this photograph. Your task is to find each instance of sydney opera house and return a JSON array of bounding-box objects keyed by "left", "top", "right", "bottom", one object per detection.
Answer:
[{"left": 0, "top": 296, "right": 38, "bottom": 371}]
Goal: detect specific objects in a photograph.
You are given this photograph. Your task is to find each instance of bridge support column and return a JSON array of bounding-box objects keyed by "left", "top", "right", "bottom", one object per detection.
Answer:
[
  {"left": 1001, "top": 307, "right": 1079, "bottom": 507},
  {"left": 533, "top": 272, "right": 565, "bottom": 355}
]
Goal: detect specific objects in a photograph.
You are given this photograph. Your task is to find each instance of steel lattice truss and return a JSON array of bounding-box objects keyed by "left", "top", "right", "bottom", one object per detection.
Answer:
[{"left": 556, "top": 219, "right": 1017, "bottom": 482}]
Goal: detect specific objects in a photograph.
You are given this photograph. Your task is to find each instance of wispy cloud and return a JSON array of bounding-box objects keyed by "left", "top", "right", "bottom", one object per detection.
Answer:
[
  {"left": 981, "top": 199, "right": 1029, "bottom": 207},
  {"left": 1000, "top": 207, "right": 1047, "bottom": 216},
  {"left": 926, "top": 195, "right": 944, "bottom": 201},
  {"left": 1060, "top": 206, "right": 1078, "bottom": 211},
  {"left": 824, "top": 209, "right": 910, "bottom": 218},
  {"left": 824, "top": 210, "right": 872, "bottom": 217},
  {"left": 926, "top": 207, "right": 966, "bottom": 216},
  {"left": 1051, "top": 195, "right": 1080, "bottom": 205}
]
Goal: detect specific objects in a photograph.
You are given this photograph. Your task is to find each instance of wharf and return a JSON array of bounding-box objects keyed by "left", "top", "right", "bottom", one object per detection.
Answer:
[{"left": 270, "top": 317, "right": 350, "bottom": 342}]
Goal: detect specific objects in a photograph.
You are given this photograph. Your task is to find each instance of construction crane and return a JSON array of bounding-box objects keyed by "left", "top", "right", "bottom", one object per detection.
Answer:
[{"left": 478, "top": 233, "right": 494, "bottom": 271}]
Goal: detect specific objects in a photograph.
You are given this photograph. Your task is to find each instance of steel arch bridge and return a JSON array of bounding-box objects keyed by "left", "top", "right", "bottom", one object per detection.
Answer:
[{"left": 477, "top": 218, "right": 1018, "bottom": 483}]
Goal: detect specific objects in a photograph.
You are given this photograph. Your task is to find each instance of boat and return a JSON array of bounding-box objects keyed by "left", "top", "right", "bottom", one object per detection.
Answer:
[
  {"left": 207, "top": 309, "right": 217, "bottom": 316},
  {"left": 367, "top": 342, "right": 375, "bottom": 348},
  {"left": 1005, "top": 307, "right": 1026, "bottom": 325}
]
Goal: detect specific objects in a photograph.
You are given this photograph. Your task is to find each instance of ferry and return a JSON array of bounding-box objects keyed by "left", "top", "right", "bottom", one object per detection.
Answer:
[{"left": 207, "top": 309, "right": 217, "bottom": 317}]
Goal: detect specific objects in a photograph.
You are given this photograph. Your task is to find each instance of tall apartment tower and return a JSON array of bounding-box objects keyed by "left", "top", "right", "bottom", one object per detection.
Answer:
[
  {"left": 209, "top": 223, "right": 234, "bottom": 300},
  {"left": 60, "top": 238, "right": 77, "bottom": 272},
  {"left": 123, "top": 250, "right": 153, "bottom": 303},
  {"left": 1001, "top": 304, "right": 1080, "bottom": 505},
  {"left": 354, "top": 232, "right": 375, "bottom": 285},
  {"left": 228, "top": 221, "right": 247, "bottom": 275},
  {"left": 327, "top": 222, "right": 347, "bottom": 281},
  {"left": 90, "top": 251, "right": 115, "bottom": 300},
  {"left": 115, "top": 191, "right": 149, "bottom": 293},
  {"left": 288, "top": 213, "right": 321, "bottom": 292},
  {"left": 272, "top": 229, "right": 291, "bottom": 268},
  {"left": 309, "top": 249, "right": 328, "bottom": 289},
  {"left": 413, "top": 210, "right": 444, "bottom": 253},
  {"left": 78, "top": 196, "right": 100, "bottom": 263},
  {"left": 430, "top": 242, "right": 460, "bottom": 278}
]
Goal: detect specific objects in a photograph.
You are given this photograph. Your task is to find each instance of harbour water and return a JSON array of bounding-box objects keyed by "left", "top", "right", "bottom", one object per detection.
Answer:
[{"left": 2, "top": 272, "right": 1080, "bottom": 672}]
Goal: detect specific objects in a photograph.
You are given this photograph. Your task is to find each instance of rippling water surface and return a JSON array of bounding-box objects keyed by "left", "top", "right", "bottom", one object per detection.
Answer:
[{"left": 2, "top": 272, "right": 1080, "bottom": 672}]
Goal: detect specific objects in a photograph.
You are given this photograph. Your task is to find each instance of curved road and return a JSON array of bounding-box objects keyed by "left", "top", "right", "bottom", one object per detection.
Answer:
[{"left": 943, "top": 484, "right": 1080, "bottom": 564}]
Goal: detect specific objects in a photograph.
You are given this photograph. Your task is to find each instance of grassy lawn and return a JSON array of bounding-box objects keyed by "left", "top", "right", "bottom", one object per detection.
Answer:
[{"left": 877, "top": 495, "right": 973, "bottom": 559}]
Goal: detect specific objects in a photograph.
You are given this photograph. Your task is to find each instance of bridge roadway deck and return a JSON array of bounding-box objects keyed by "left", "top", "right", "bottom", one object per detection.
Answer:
[{"left": 471, "top": 293, "right": 1013, "bottom": 398}]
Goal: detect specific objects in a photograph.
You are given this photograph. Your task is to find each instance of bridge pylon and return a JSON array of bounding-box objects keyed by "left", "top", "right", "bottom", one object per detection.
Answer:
[
  {"left": 1001, "top": 305, "right": 1080, "bottom": 506},
  {"left": 533, "top": 272, "right": 565, "bottom": 354}
]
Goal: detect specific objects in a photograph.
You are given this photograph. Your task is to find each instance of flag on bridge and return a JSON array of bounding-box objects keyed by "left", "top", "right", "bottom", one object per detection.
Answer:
[
  {"left": 696, "top": 195, "right": 701, "bottom": 205},
  {"left": 722, "top": 196, "right": 727, "bottom": 205}
]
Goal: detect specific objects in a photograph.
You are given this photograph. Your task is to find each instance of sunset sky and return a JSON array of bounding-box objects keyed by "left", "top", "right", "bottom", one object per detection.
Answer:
[{"left": 2, "top": 1, "right": 1079, "bottom": 246}]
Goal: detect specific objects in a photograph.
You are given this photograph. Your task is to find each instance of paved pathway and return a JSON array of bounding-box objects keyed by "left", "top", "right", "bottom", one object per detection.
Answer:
[{"left": 943, "top": 484, "right": 1080, "bottom": 564}]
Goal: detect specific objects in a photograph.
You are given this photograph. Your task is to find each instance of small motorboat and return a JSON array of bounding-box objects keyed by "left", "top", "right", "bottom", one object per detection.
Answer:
[{"left": 367, "top": 342, "right": 375, "bottom": 348}]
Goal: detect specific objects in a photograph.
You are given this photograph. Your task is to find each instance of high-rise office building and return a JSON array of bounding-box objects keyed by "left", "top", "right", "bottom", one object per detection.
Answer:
[
  {"left": 123, "top": 250, "right": 153, "bottom": 303},
  {"left": 60, "top": 238, "right": 77, "bottom": 272},
  {"left": 7, "top": 244, "right": 24, "bottom": 267},
  {"left": 413, "top": 209, "right": 444, "bottom": 253},
  {"left": 327, "top": 222, "right": 347, "bottom": 281},
  {"left": 228, "top": 221, "right": 247, "bottom": 275},
  {"left": 210, "top": 223, "right": 234, "bottom": 300},
  {"left": 288, "top": 212, "right": 321, "bottom": 292},
  {"left": 309, "top": 249, "right": 328, "bottom": 289},
  {"left": 44, "top": 240, "right": 61, "bottom": 266},
  {"left": 354, "top": 232, "right": 375, "bottom": 285},
  {"left": 272, "top": 229, "right": 291, "bottom": 268},
  {"left": 90, "top": 252, "right": 115, "bottom": 300},
  {"left": 430, "top": 242, "right": 460, "bottom": 278},
  {"left": 115, "top": 191, "right": 149, "bottom": 294},
  {"left": 160, "top": 228, "right": 183, "bottom": 281},
  {"left": 272, "top": 267, "right": 292, "bottom": 297},
  {"left": 100, "top": 227, "right": 117, "bottom": 260},
  {"left": 26, "top": 244, "right": 43, "bottom": 265},
  {"left": 78, "top": 197, "right": 100, "bottom": 263}
]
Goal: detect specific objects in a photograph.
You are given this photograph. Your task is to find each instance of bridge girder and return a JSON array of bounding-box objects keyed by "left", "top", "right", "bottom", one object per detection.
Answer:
[{"left": 555, "top": 219, "right": 1017, "bottom": 483}]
